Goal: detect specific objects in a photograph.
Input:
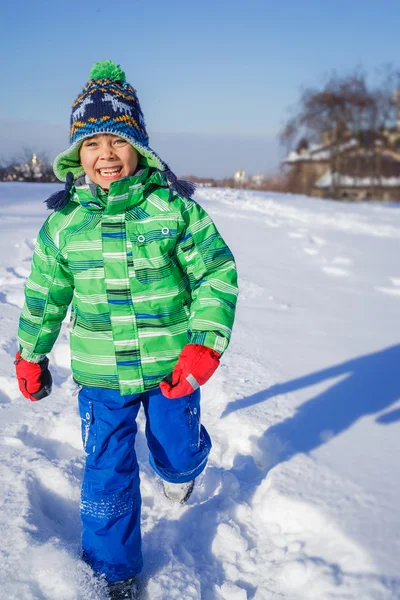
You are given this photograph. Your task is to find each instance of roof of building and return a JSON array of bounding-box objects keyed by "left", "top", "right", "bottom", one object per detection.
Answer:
[{"left": 284, "top": 139, "right": 360, "bottom": 163}]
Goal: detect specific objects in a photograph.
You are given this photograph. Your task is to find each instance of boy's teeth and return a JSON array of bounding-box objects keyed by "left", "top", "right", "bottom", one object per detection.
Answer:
[{"left": 99, "top": 167, "right": 121, "bottom": 174}]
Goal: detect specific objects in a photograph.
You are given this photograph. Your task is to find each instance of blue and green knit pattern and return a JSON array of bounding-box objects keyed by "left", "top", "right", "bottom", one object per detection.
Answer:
[
  {"left": 70, "top": 79, "right": 148, "bottom": 146},
  {"left": 18, "top": 168, "right": 238, "bottom": 395}
]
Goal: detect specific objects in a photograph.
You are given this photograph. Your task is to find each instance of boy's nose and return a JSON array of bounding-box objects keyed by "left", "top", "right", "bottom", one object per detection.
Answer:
[{"left": 100, "top": 145, "right": 116, "bottom": 159}]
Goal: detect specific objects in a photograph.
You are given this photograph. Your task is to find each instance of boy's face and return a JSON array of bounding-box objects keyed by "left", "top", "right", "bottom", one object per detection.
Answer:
[{"left": 79, "top": 134, "right": 140, "bottom": 189}]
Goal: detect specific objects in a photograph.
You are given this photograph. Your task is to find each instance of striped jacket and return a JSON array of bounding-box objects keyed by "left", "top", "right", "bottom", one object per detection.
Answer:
[{"left": 18, "top": 167, "right": 238, "bottom": 395}]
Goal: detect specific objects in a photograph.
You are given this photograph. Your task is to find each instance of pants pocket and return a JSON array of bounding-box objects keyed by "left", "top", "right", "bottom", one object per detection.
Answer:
[
  {"left": 79, "top": 398, "right": 97, "bottom": 456},
  {"left": 187, "top": 392, "right": 201, "bottom": 448}
]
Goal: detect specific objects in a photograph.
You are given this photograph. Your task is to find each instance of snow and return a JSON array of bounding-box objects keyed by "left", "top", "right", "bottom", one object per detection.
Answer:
[
  {"left": 315, "top": 169, "right": 400, "bottom": 188},
  {"left": 0, "top": 182, "right": 400, "bottom": 599},
  {"left": 284, "top": 139, "right": 358, "bottom": 163}
]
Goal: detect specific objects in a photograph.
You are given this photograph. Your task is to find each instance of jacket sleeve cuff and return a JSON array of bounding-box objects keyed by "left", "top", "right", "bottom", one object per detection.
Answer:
[
  {"left": 188, "top": 331, "right": 229, "bottom": 354},
  {"left": 20, "top": 348, "right": 47, "bottom": 363}
]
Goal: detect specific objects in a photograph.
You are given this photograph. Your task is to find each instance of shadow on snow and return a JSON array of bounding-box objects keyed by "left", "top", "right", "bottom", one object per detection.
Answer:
[{"left": 143, "top": 344, "right": 400, "bottom": 597}]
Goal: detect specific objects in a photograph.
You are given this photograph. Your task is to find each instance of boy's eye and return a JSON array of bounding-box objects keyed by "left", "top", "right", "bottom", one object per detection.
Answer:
[
  {"left": 84, "top": 141, "right": 97, "bottom": 147},
  {"left": 114, "top": 139, "right": 126, "bottom": 145}
]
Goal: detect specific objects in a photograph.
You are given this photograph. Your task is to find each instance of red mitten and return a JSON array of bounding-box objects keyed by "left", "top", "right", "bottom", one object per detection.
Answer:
[
  {"left": 15, "top": 352, "right": 52, "bottom": 401},
  {"left": 160, "top": 344, "right": 220, "bottom": 399}
]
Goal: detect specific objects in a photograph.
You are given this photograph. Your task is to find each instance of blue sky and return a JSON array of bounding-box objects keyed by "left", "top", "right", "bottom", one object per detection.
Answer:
[{"left": 1, "top": 0, "right": 399, "bottom": 177}]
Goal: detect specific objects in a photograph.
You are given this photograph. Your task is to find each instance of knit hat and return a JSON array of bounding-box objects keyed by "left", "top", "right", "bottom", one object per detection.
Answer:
[{"left": 50, "top": 60, "right": 194, "bottom": 210}]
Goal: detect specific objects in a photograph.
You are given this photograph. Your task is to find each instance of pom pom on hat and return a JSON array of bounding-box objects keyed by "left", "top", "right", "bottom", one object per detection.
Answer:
[{"left": 89, "top": 60, "right": 126, "bottom": 82}]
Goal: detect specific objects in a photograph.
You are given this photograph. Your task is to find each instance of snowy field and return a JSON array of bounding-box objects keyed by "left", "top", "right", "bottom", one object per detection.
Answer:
[{"left": 0, "top": 182, "right": 399, "bottom": 600}]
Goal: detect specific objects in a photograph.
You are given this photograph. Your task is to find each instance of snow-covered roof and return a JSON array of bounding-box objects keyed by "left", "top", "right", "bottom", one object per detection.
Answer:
[
  {"left": 315, "top": 169, "right": 400, "bottom": 188},
  {"left": 284, "top": 139, "right": 358, "bottom": 163}
]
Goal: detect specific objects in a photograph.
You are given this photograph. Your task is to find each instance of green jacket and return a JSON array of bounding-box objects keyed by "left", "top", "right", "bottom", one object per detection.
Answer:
[{"left": 18, "top": 168, "right": 238, "bottom": 395}]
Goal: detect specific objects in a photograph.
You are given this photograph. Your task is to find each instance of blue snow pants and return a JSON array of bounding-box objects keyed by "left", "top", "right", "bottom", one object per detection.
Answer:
[{"left": 78, "top": 385, "right": 211, "bottom": 583}]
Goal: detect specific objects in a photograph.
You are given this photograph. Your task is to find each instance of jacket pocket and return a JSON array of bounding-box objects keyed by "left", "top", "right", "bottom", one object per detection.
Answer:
[
  {"left": 128, "top": 218, "right": 179, "bottom": 248},
  {"left": 182, "top": 298, "right": 191, "bottom": 319},
  {"left": 128, "top": 219, "right": 181, "bottom": 285},
  {"left": 68, "top": 302, "right": 77, "bottom": 331}
]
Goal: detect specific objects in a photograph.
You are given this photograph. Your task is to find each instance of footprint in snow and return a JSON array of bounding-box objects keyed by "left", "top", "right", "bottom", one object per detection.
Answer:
[
  {"left": 288, "top": 231, "right": 327, "bottom": 258},
  {"left": 238, "top": 279, "right": 264, "bottom": 301},
  {"left": 376, "top": 286, "right": 400, "bottom": 297},
  {"left": 304, "top": 235, "right": 330, "bottom": 256},
  {"left": 309, "top": 235, "right": 326, "bottom": 247},
  {"left": 264, "top": 218, "right": 280, "bottom": 228},
  {"left": 0, "top": 390, "right": 12, "bottom": 405},
  {"left": 289, "top": 231, "right": 326, "bottom": 245},
  {"left": 9, "top": 239, "right": 35, "bottom": 267},
  {"left": 1, "top": 337, "right": 18, "bottom": 356},
  {"left": 268, "top": 295, "right": 290, "bottom": 310},
  {"left": 332, "top": 256, "right": 353, "bottom": 266},
  {"left": 2, "top": 290, "right": 25, "bottom": 309},
  {"left": 0, "top": 291, "right": 8, "bottom": 304},
  {"left": 238, "top": 280, "right": 290, "bottom": 309},
  {"left": 6, "top": 266, "right": 30, "bottom": 280},
  {"left": 303, "top": 247, "right": 319, "bottom": 256},
  {"left": 288, "top": 231, "right": 305, "bottom": 239},
  {"left": 321, "top": 266, "right": 350, "bottom": 277},
  {"left": 375, "top": 276, "right": 400, "bottom": 297},
  {"left": 0, "top": 375, "right": 19, "bottom": 403},
  {"left": 0, "top": 270, "right": 26, "bottom": 288},
  {"left": 26, "top": 471, "right": 81, "bottom": 545},
  {"left": 320, "top": 257, "right": 353, "bottom": 277},
  {"left": 16, "top": 426, "right": 79, "bottom": 461},
  {"left": 0, "top": 266, "right": 28, "bottom": 309},
  {"left": 2, "top": 436, "right": 25, "bottom": 447},
  {"left": 20, "top": 237, "right": 36, "bottom": 254}
]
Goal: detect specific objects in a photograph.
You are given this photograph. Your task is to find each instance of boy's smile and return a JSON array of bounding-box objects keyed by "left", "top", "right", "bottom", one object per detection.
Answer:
[{"left": 79, "top": 134, "right": 140, "bottom": 189}]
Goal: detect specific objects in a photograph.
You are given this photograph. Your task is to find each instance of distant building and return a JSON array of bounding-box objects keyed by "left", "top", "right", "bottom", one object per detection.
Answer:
[
  {"left": 0, "top": 153, "right": 56, "bottom": 183},
  {"left": 283, "top": 129, "right": 400, "bottom": 201},
  {"left": 233, "top": 169, "right": 246, "bottom": 185},
  {"left": 250, "top": 173, "right": 265, "bottom": 187},
  {"left": 14, "top": 153, "right": 44, "bottom": 181}
]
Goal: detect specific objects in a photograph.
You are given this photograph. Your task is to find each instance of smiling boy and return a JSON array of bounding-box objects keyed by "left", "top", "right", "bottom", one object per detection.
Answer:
[
  {"left": 80, "top": 134, "right": 140, "bottom": 187},
  {"left": 15, "top": 61, "right": 238, "bottom": 599}
]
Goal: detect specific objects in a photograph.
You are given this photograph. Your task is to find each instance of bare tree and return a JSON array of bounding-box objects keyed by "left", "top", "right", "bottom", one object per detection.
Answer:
[
  {"left": 280, "top": 68, "right": 395, "bottom": 197},
  {"left": 374, "top": 64, "right": 400, "bottom": 129}
]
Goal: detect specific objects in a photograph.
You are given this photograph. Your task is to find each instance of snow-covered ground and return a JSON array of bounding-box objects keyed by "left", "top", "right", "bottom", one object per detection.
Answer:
[{"left": 0, "top": 182, "right": 399, "bottom": 600}]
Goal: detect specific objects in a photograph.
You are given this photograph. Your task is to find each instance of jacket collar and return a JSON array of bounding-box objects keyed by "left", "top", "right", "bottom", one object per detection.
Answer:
[{"left": 72, "top": 167, "right": 168, "bottom": 214}]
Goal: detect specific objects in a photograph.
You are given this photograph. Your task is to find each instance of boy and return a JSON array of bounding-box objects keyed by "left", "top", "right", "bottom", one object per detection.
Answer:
[{"left": 15, "top": 61, "right": 238, "bottom": 599}]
